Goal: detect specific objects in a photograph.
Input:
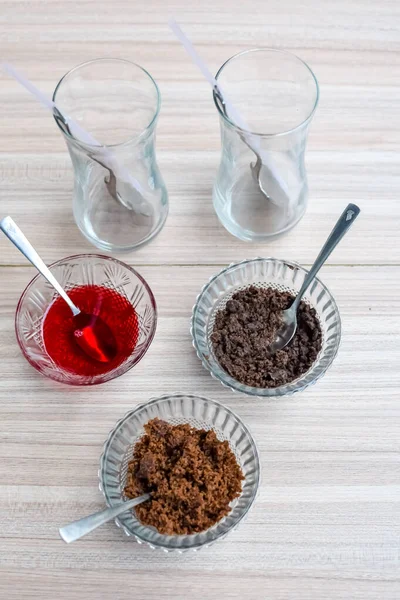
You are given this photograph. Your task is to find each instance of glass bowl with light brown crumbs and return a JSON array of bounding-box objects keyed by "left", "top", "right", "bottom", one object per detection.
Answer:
[
  {"left": 191, "top": 258, "right": 341, "bottom": 398},
  {"left": 99, "top": 393, "right": 260, "bottom": 552}
]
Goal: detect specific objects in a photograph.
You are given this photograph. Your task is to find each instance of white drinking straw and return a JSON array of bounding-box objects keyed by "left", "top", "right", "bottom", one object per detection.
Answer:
[
  {"left": 168, "top": 19, "right": 289, "bottom": 203},
  {"left": 2, "top": 62, "right": 149, "bottom": 213}
]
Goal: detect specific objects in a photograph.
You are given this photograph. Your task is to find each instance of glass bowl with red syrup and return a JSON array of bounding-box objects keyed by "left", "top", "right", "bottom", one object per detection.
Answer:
[{"left": 15, "top": 254, "right": 157, "bottom": 385}]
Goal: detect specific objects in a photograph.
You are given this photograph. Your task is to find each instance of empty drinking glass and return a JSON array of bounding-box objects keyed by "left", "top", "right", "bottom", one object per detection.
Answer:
[
  {"left": 213, "top": 48, "right": 319, "bottom": 241},
  {"left": 53, "top": 58, "right": 168, "bottom": 252}
]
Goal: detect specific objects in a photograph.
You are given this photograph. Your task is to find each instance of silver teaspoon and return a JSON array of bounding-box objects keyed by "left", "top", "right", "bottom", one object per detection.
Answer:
[
  {"left": 0, "top": 216, "right": 117, "bottom": 363},
  {"left": 59, "top": 494, "right": 150, "bottom": 543},
  {"left": 214, "top": 89, "right": 275, "bottom": 205},
  {"left": 269, "top": 203, "right": 360, "bottom": 354}
]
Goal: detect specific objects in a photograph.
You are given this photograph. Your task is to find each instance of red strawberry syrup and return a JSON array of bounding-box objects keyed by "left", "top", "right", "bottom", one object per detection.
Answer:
[{"left": 42, "top": 285, "right": 139, "bottom": 376}]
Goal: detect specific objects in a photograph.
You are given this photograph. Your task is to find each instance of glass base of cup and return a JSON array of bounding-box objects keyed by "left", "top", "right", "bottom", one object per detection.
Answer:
[
  {"left": 212, "top": 183, "right": 307, "bottom": 242},
  {"left": 75, "top": 200, "right": 168, "bottom": 253}
]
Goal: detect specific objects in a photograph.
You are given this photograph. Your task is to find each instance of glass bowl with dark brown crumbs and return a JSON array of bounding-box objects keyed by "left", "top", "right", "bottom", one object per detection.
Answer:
[
  {"left": 191, "top": 257, "right": 341, "bottom": 398},
  {"left": 99, "top": 393, "right": 260, "bottom": 552}
]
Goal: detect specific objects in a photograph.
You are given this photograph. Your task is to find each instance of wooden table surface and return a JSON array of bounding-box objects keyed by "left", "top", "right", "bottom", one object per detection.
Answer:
[{"left": 0, "top": 1, "right": 399, "bottom": 599}]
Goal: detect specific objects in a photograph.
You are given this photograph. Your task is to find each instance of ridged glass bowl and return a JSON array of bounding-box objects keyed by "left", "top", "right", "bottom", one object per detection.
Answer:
[
  {"left": 15, "top": 254, "right": 157, "bottom": 385},
  {"left": 99, "top": 393, "right": 260, "bottom": 552},
  {"left": 191, "top": 257, "right": 341, "bottom": 398}
]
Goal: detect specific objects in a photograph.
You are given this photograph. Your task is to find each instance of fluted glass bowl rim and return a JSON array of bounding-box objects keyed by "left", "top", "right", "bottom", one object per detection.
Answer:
[
  {"left": 99, "top": 393, "right": 260, "bottom": 552},
  {"left": 15, "top": 253, "right": 157, "bottom": 386},
  {"left": 191, "top": 257, "right": 342, "bottom": 398}
]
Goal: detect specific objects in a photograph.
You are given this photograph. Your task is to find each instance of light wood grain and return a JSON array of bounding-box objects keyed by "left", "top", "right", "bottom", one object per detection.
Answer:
[
  {"left": 0, "top": 266, "right": 399, "bottom": 599},
  {"left": 0, "top": 150, "right": 398, "bottom": 266},
  {"left": 1, "top": 1, "right": 400, "bottom": 266},
  {"left": 0, "top": 1, "right": 399, "bottom": 598}
]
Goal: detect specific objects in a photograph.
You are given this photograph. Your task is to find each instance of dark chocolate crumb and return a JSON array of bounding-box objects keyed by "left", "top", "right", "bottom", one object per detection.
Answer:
[{"left": 211, "top": 285, "right": 322, "bottom": 388}]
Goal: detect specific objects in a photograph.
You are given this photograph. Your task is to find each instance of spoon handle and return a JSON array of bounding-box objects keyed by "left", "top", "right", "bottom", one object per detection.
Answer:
[
  {"left": 0, "top": 216, "right": 80, "bottom": 316},
  {"left": 59, "top": 494, "right": 151, "bottom": 543},
  {"left": 293, "top": 204, "right": 360, "bottom": 310}
]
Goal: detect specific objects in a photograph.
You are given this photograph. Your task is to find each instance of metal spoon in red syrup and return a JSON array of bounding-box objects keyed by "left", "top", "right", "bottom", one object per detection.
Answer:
[
  {"left": 72, "top": 311, "right": 117, "bottom": 363},
  {"left": 0, "top": 216, "right": 117, "bottom": 363}
]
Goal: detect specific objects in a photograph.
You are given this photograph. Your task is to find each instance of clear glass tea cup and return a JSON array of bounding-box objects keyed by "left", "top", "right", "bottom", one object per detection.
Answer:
[
  {"left": 53, "top": 58, "right": 168, "bottom": 252},
  {"left": 213, "top": 49, "right": 319, "bottom": 241}
]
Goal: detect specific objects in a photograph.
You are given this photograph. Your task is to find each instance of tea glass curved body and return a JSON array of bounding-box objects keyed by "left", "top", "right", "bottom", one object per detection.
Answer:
[
  {"left": 53, "top": 58, "right": 168, "bottom": 252},
  {"left": 212, "top": 48, "right": 319, "bottom": 242}
]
